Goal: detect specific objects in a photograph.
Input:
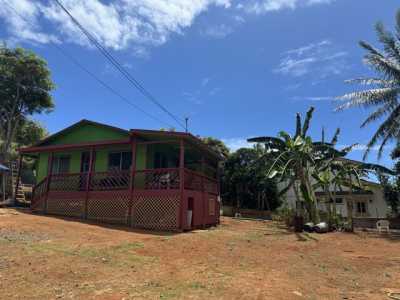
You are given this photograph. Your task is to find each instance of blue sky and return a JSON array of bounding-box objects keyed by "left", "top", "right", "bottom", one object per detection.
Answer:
[{"left": 0, "top": 0, "right": 399, "bottom": 167}]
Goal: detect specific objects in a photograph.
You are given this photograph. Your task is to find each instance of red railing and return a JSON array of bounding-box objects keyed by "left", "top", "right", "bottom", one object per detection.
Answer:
[
  {"left": 135, "top": 168, "right": 180, "bottom": 190},
  {"left": 31, "top": 177, "right": 47, "bottom": 209},
  {"left": 49, "top": 173, "right": 86, "bottom": 191},
  {"left": 33, "top": 168, "right": 218, "bottom": 194},
  {"left": 90, "top": 171, "right": 130, "bottom": 191},
  {"left": 184, "top": 169, "right": 218, "bottom": 195}
]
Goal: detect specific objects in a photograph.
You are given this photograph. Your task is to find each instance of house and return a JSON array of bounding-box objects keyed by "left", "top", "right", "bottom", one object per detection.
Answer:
[
  {"left": 281, "top": 168, "right": 388, "bottom": 220},
  {"left": 17, "top": 120, "right": 222, "bottom": 231}
]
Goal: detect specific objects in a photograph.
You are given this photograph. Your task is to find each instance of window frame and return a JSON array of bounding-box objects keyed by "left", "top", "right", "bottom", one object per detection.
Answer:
[
  {"left": 107, "top": 151, "right": 132, "bottom": 171},
  {"left": 51, "top": 155, "right": 71, "bottom": 174}
]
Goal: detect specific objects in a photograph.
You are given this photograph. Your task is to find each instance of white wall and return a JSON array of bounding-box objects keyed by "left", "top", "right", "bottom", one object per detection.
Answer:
[{"left": 279, "top": 181, "right": 388, "bottom": 219}]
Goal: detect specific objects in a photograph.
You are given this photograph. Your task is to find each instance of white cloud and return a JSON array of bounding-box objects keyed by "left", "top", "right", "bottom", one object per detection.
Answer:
[
  {"left": 0, "top": 0, "right": 336, "bottom": 54},
  {"left": 0, "top": 0, "right": 59, "bottom": 45},
  {"left": 222, "top": 137, "right": 251, "bottom": 151},
  {"left": 201, "top": 24, "right": 233, "bottom": 39},
  {"left": 239, "top": 0, "right": 334, "bottom": 14},
  {"left": 291, "top": 96, "right": 334, "bottom": 101},
  {"left": 0, "top": 0, "right": 233, "bottom": 51},
  {"left": 274, "top": 39, "right": 349, "bottom": 78}
]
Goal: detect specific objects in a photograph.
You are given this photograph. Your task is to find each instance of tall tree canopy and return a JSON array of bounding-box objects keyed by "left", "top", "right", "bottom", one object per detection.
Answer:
[
  {"left": 337, "top": 10, "right": 400, "bottom": 159},
  {"left": 202, "top": 137, "right": 230, "bottom": 158},
  {"left": 0, "top": 45, "right": 54, "bottom": 162},
  {"left": 222, "top": 145, "right": 280, "bottom": 211}
]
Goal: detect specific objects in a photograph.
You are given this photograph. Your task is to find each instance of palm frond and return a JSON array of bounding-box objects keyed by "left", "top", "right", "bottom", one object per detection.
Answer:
[
  {"left": 295, "top": 113, "right": 301, "bottom": 138},
  {"left": 375, "top": 22, "right": 400, "bottom": 62},
  {"left": 364, "top": 54, "right": 400, "bottom": 80},
  {"left": 359, "top": 40, "right": 384, "bottom": 57},
  {"left": 363, "top": 104, "right": 400, "bottom": 159},
  {"left": 302, "top": 106, "right": 314, "bottom": 137},
  {"left": 360, "top": 102, "right": 396, "bottom": 128},
  {"left": 335, "top": 87, "right": 399, "bottom": 111},
  {"left": 331, "top": 128, "right": 340, "bottom": 145},
  {"left": 344, "top": 78, "right": 396, "bottom": 86}
]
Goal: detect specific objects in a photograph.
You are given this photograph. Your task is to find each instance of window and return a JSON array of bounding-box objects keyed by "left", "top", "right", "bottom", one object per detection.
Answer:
[
  {"left": 52, "top": 156, "right": 70, "bottom": 174},
  {"left": 356, "top": 201, "right": 367, "bottom": 215},
  {"left": 335, "top": 198, "right": 344, "bottom": 204},
  {"left": 154, "top": 152, "right": 168, "bottom": 169},
  {"left": 108, "top": 152, "right": 132, "bottom": 171}
]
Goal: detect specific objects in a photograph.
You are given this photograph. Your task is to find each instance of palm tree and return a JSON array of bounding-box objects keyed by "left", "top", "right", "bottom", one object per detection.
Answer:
[
  {"left": 337, "top": 10, "right": 400, "bottom": 159},
  {"left": 248, "top": 107, "right": 343, "bottom": 222},
  {"left": 249, "top": 107, "right": 394, "bottom": 225}
]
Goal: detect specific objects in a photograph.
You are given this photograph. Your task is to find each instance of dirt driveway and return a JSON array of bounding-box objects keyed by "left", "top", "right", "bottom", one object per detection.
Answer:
[{"left": 0, "top": 208, "right": 399, "bottom": 299}]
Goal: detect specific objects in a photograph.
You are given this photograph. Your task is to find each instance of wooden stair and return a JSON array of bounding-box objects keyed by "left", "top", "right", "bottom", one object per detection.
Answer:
[{"left": 10, "top": 161, "right": 29, "bottom": 205}]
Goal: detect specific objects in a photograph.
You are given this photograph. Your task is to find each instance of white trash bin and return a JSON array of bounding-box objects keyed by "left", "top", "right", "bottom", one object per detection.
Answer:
[{"left": 187, "top": 210, "right": 193, "bottom": 227}]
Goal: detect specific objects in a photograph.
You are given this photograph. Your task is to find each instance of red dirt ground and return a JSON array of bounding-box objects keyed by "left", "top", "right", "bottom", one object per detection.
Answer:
[{"left": 0, "top": 208, "right": 399, "bottom": 300}]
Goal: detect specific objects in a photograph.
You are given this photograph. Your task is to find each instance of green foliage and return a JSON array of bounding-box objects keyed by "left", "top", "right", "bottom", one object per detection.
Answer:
[
  {"left": 0, "top": 45, "right": 54, "bottom": 162},
  {"left": 201, "top": 137, "right": 230, "bottom": 158},
  {"left": 337, "top": 9, "right": 400, "bottom": 159},
  {"left": 274, "top": 203, "right": 295, "bottom": 226},
  {"left": 222, "top": 145, "right": 280, "bottom": 211}
]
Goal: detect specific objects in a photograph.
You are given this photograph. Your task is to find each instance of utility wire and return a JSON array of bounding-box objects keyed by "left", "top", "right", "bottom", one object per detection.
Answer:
[
  {"left": 2, "top": 1, "right": 176, "bottom": 129},
  {"left": 54, "top": 0, "right": 186, "bottom": 130}
]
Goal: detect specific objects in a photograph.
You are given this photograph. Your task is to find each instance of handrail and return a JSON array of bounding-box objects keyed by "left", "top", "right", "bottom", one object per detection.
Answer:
[
  {"left": 32, "top": 168, "right": 218, "bottom": 194},
  {"left": 184, "top": 168, "right": 218, "bottom": 183}
]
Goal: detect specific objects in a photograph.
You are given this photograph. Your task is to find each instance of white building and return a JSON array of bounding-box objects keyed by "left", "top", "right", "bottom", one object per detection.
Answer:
[{"left": 280, "top": 178, "right": 388, "bottom": 219}]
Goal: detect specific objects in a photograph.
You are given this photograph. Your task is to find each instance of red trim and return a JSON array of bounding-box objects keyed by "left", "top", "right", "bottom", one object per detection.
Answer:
[
  {"left": 179, "top": 139, "right": 185, "bottom": 230},
  {"left": 44, "top": 153, "right": 54, "bottom": 213},
  {"left": 20, "top": 139, "right": 131, "bottom": 153},
  {"left": 128, "top": 136, "right": 137, "bottom": 224},
  {"left": 131, "top": 129, "right": 223, "bottom": 161},
  {"left": 84, "top": 147, "right": 95, "bottom": 219}
]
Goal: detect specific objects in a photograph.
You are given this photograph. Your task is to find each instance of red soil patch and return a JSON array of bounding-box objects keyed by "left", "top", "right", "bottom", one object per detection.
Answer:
[{"left": 0, "top": 208, "right": 399, "bottom": 299}]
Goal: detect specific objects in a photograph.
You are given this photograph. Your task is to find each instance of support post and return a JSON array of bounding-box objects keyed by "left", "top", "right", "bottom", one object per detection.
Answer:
[
  {"left": 84, "top": 147, "right": 95, "bottom": 219},
  {"left": 44, "top": 152, "right": 54, "bottom": 214},
  {"left": 179, "top": 139, "right": 185, "bottom": 230},
  {"left": 14, "top": 154, "right": 23, "bottom": 204},
  {"left": 216, "top": 161, "right": 221, "bottom": 224},
  {"left": 128, "top": 136, "right": 137, "bottom": 226},
  {"left": 201, "top": 156, "right": 206, "bottom": 228}
]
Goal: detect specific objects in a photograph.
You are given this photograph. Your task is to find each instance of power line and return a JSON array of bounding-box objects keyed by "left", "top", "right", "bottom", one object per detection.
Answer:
[
  {"left": 54, "top": 0, "right": 186, "bottom": 130},
  {"left": 2, "top": 1, "right": 176, "bottom": 129}
]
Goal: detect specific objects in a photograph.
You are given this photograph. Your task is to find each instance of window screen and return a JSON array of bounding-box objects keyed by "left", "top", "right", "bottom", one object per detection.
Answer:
[
  {"left": 52, "top": 156, "right": 70, "bottom": 174},
  {"left": 108, "top": 152, "right": 132, "bottom": 171}
]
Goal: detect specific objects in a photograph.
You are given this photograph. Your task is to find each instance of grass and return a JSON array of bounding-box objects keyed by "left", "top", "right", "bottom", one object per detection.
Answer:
[{"left": 26, "top": 241, "right": 155, "bottom": 267}]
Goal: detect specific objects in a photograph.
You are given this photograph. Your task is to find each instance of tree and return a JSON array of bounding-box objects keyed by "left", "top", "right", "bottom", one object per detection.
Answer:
[
  {"left": 0, "top": 45, "right": 55, "bottom": 162},
  {"left": 336, "top": 10, "right": 400, "bottom": 159},
  {"left": 248, "top": 107, "right": 334, "bottom": 222},
  {"left": 248, "top": 107, "right": 393, "bottom": 225},
  {"left": 202, "top": 137, "right": 230, "bottom": 158},
  {"left": 222, "top": 145, "right": 280, "bottom": 211}
]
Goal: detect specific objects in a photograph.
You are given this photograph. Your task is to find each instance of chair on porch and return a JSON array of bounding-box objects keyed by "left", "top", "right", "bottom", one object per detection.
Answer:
[{"left": 376, "top": 220, "right": 390, "bottom": 233}]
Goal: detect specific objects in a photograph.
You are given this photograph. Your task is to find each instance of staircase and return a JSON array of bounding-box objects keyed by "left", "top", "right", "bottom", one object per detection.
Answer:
[{"left": 10, "top": 161, "right": 27, "bottom": 205}]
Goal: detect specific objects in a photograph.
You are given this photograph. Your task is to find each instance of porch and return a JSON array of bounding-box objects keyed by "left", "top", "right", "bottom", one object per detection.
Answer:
[{"left": 20, "top": 127, "right": 221, "bottom": 231}]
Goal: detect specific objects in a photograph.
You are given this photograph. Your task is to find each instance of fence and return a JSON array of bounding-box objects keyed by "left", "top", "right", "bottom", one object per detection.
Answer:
[
  {"left": 353, "top": 218, "right": 400, "bottom": 230},
  {"left": 31, "top": 168, "right": 219, "bottom": 231}
]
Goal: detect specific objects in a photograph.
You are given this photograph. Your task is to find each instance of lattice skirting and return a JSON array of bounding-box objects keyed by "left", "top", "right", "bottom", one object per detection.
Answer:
[
  {"left": 87, "top": 191, "right": 130, "bottom": 225},
  {"left": 46, "top": 192, "right": 85, "bottom": 217},
  {"left": 131, "top": 193, "right": 180, "bottom": 231},
  {"left": 33, "top": 190, "right": 182, "bottom": 231}
]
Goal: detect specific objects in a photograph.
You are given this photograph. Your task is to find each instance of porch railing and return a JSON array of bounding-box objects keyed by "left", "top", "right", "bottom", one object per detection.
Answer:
[{"left": 33, "top": 168, "right": 219, "bottom": 196}]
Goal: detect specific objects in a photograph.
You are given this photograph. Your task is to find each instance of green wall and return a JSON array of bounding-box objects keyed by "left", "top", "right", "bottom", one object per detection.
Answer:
[
  {"left": 36, "top": 145, "right": 148, "bottom": 182},
  {"left": 43, "top": 123, "right": 128, "bottom": 146}
]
